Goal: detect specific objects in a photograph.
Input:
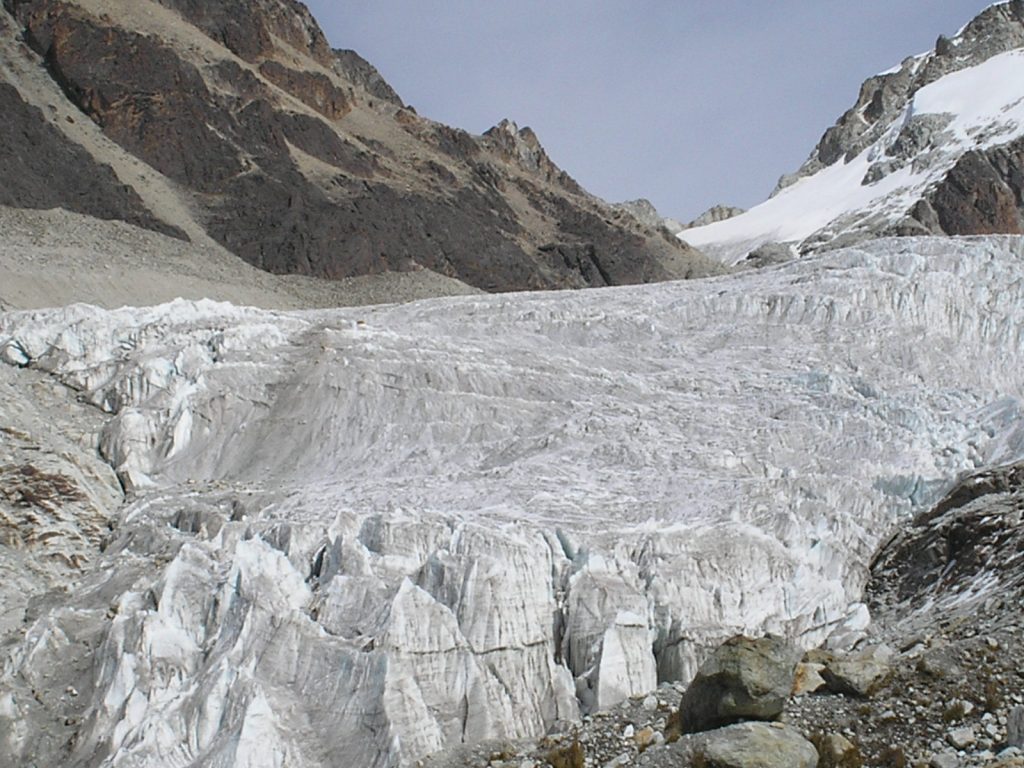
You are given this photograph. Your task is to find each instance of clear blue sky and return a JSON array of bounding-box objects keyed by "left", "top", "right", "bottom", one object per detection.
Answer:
[{"left": 305, "top": 1, "right": 991, "bottom": 222}]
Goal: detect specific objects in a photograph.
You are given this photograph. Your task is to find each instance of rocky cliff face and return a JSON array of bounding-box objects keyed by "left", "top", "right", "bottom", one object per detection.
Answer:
[
  {"left": 683, "top": 2, "right": 1024, "bottom": 264},
  {"left": 0, "top": 0, "right": 719, "bottom": 292}
]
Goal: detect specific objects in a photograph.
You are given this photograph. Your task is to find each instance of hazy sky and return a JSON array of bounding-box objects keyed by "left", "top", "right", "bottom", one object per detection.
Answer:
[{"left": 305, "top": 1, "right": 990, "bottom": 222}]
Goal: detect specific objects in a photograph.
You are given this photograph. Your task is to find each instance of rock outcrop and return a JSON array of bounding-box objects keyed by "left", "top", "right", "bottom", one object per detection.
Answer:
[
  {"left": 0, "top": 0, "right": 719, "bottom": 292},
  {"left": 685, "top": 204, "right": 745, "bottom": 229},
  {"left": 784, "top": 1, "right": 1024, "bottom": 189},
  {"left": 614, "top": 199, "right": 686, "bottom": 234}
]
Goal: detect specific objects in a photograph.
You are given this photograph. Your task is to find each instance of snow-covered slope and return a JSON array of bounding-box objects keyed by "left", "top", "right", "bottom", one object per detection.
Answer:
[
  {"left": 3, "top": 236, "right": 1024, "bottom": 767},
  {"left": 682, "top": 4, "right": 1024, "bottom": 264}
]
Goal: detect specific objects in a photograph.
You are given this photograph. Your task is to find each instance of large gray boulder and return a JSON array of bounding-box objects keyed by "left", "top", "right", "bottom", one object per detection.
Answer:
[
  {"left": 668, "top": 635, "right": 802, "bottom": 735},
  {"left": 693, "top": 722, "right": 819, "bottom": 768}
]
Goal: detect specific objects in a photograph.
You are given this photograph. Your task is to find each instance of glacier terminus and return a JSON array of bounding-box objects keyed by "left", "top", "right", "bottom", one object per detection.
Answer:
[{"left": 3, "top": 236, "right": 1024, "bottom": 767}]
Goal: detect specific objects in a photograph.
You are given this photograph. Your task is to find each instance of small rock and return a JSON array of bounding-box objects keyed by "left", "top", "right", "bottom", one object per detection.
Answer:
[
  {"left": 544, "top": 740, "right": 584, "bottom": 768},
  {"left": 603, "top": 755, "right": 630, "bottom": 768},
  {"left": 929, "top": 751, "right": 960, "bottom": 768},
  {"left": 793, "top": 662, "right": 827, "bottom": 695},
  {"left": 947, "top": 726, "right": 976, "bottom": 750},
  {"left": 642, "top": 694, "right": 658, "bottom": 711},
  {"left": 634, "top": 726, "right": 656, "bottom": 750},
  {"left": 917, "top": 647, "right": 966, "bottom": 681},
  {"left": 621, "top": 724, "right": 634, "bottom": 740}
]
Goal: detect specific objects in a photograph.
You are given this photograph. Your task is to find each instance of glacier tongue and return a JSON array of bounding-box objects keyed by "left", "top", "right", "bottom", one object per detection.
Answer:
[{"left": 3, "top": 236, "right": 1024, "bottom": 766}]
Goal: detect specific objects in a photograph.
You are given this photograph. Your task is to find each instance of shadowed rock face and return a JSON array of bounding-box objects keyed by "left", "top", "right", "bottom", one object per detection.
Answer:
[
  {"left": 926, "top": 138, "right": 1024, "bottom": 236},
  {"left": 870, "top": 461, "right": 1024, "bottom": 607},
  {"left": 0, "top": 80, "right": 183, "bottom": 237},
  {"left": 259, "top": 59, "right": 351, "bottom": 120},
  {"left": 0, "top": 0, "right": 720, "bottom": 292}
]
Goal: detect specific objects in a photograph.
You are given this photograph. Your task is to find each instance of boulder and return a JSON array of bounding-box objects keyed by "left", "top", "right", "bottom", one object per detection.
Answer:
[
  {"left": 742, "top": 242, "right": 795, "bottom": 269},
  {"left": 692, "top": 722, "right": 818, "bottom": 768},
  {"left": 820, "top": 644, "right": 893, "bottom": 698},
  {"left": 668, "top": 635, "right": 802, "bottom": 735}
]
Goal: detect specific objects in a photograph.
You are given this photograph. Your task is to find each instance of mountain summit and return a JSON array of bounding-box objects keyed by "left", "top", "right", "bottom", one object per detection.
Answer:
[
  {"left": 683, "top": 1, "right": 1024, "bottom": 263},
  {"left": 0, "top": 0, "right": 719, "bottom": 292}
]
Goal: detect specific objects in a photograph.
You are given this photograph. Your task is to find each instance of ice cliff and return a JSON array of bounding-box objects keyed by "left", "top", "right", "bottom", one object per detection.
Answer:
[{"left": 3, "top": 236, "right": 1024, "bottom": 766}]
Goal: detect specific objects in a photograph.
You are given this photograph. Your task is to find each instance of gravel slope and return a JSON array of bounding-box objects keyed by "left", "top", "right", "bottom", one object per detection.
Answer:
[{"left": 0, "top": 206, "right": 483, "bottom": 312}]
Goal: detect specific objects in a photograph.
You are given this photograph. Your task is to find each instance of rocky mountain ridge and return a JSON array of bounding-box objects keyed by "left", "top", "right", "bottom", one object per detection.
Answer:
[
  {"left": 683, "top": 1, "right": 1024, "bottom": 264},
  {"left": 0, "top": 0, "right": 720, "bottom": 292}
]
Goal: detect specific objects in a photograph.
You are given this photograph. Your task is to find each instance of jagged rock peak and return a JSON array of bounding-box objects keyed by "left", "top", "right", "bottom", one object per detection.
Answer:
[
  {"left": 150, "top": 0, "right": 335, "bottom": 65},
  {"left": 614, "top": 199, "right": 685, "bottom": 234},
  {"left": 331, "top": 48, "right": 404, "bottom": 106},
  {"left": 685, "top": 204, "right": 745, "bottom": 229},
  {"left": 484, "top": 119, "right": 548, "bottom": 171},
  {"left": 779, "top": 0, "right": 1024, "bottom": 191}
]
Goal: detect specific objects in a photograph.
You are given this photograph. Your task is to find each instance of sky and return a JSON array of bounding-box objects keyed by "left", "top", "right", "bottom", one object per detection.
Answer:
[{"left": 305, "top": 1, "right": 992, "bottom": 223}]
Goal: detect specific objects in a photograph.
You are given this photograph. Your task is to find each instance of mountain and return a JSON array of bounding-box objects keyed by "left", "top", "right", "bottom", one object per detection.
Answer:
[
  {"left": 0, "top": 0, "right": 721, "bottom": 293},
  {"left": 683, "top": 1, "right": 1024, "bottom": 264},
  {"left": 5, "top": 4, "right": 1024, "bottom": 768}
]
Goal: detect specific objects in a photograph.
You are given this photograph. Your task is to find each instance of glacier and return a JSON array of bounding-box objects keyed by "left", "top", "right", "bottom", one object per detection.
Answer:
[{"left": 3, "top": 236, "right": 1024, "bottom": 766}]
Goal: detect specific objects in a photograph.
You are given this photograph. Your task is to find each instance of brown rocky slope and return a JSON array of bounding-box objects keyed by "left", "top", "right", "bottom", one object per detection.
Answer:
[{"left": 0, "top": 0, "right": 721, "bottom": 293}]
